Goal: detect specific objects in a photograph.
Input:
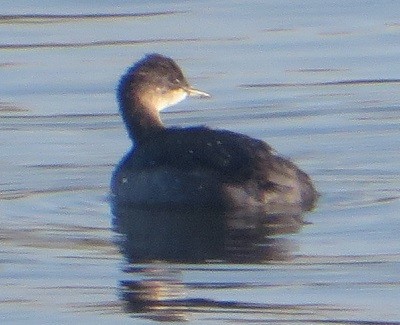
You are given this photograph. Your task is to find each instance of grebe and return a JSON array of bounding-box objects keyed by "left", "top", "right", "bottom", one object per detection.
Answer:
[{"left": 111, "top": 54, "right": 317, "bottom": 211}]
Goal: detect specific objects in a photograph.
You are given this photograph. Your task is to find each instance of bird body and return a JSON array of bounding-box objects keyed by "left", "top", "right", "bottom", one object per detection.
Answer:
[{"left": 111, "top": 54, "right": 317, "bottom": 212}]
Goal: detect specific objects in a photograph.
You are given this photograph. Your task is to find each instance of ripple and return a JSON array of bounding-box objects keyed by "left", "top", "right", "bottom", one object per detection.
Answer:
[
  {"left": 241, "top": 79, "right": 400, "bottom": 88},
  {"left": 0, "top": 11, "right": 186, "bottom": 24},
  {"left": 0, "top": 185, "right": 107, "bottom": 200},
  {"left": 0, "top": 36, "right": 244, "bottom": 50}
]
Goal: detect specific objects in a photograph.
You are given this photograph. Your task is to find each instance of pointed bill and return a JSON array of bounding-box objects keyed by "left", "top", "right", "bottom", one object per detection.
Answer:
[{"left": 184, "top": 86, "right": 211, "bottom": 98}]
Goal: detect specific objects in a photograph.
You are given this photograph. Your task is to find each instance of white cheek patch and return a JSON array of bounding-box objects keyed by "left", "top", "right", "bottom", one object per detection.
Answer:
[
  {"left": 157, "top": 90, "right": 188, "bottom": 111},
  {"left": 169, "top": 90, "right": 188, "bottom": 106}
]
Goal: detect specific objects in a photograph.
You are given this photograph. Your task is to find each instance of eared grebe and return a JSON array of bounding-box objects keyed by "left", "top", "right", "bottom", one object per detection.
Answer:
[{"left": 111, "top": 54, "right": 317, "bottom": 211}]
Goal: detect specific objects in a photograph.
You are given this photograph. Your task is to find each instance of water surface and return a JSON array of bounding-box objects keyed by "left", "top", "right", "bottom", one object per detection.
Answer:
[{"left": 1, "top": 1, "right": 399, "bottom": 323}]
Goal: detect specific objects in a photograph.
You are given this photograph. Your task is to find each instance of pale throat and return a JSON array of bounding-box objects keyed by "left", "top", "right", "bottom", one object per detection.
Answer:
[{"left": 139, "top": 88, "right": 188, "bottom": 112}]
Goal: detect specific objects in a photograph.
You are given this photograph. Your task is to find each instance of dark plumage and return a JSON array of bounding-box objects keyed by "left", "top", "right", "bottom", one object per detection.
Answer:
[{"left": 111, "top": 54, "right": 317, "bottom": 211}]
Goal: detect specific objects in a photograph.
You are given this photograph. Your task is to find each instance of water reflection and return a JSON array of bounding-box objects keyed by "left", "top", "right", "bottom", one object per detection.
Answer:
[
  {"left": 119, "top": 266, "right": 187, "bottom": 322},
  {"left": 112, "top": 202, "right": 307, "bottom": 321},
  {"left": 112, "top": 204, "right": 305, "bottom": 263}
]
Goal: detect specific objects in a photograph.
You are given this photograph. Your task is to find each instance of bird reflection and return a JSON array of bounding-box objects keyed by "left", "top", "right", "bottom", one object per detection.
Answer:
[
  {"left": 112, "top": 203, "right": 305, "bottom": 263},
  {"left": 112, "top": 202, "right": 307, "bottom": 321}
]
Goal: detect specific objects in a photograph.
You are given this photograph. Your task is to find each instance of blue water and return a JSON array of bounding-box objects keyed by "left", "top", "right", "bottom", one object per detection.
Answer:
[{"left": 1, "top": 1, "right": 399, "bottom": 323}]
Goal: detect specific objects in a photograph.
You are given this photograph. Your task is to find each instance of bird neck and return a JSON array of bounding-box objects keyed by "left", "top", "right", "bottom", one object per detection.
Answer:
[{"left": 120, "top": 98, "right": 165, "bottom": 144}]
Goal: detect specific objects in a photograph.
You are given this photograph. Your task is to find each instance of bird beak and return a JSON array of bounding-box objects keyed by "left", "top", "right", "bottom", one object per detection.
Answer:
[{"left": 184, "top": 86, "right": 211, "bottom": 98}]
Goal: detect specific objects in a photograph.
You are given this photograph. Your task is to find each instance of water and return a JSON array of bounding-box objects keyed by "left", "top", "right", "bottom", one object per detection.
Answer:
[{"left": 1, "top": 0, "right": 400, "bottom": 323}]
